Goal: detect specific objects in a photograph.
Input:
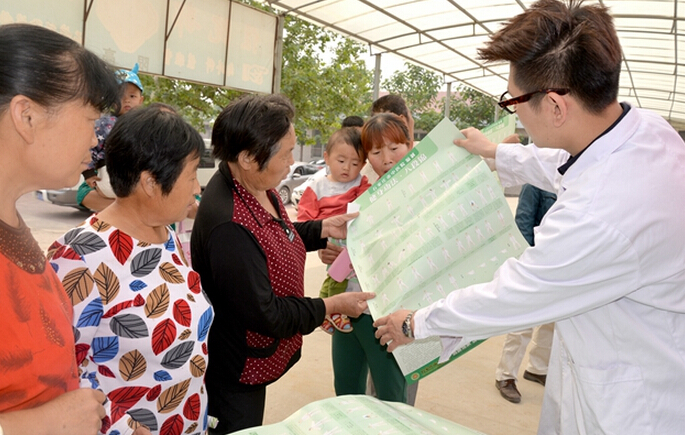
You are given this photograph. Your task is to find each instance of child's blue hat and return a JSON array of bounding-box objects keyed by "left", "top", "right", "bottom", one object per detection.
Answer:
[{"left": 116, "top": 63, "right": 144, "bottom": 93}]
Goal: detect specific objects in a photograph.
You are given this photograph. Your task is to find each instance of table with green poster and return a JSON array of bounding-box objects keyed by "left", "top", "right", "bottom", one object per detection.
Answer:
[{"left": 231, "top": 395, "right": 486, "bottom": 435}]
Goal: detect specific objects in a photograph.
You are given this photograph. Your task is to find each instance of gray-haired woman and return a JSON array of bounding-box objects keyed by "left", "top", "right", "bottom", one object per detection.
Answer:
[
  {"left": 49, "top": 106, "right": 214, "bottom": 435},
  {"left": 191, "top": 94, "right": 374, "bottom": 433}
]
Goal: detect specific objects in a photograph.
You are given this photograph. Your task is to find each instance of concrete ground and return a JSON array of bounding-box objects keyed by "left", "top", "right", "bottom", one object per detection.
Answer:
[{"left": 261, "top": 198, "right": 544, "bottom": 434}]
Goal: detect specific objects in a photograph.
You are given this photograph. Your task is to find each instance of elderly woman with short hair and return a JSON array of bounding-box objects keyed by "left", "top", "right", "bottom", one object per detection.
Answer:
[
  {"left": 49, "top": 105, "right": 214, "bottom": 435},
  {"left": 191, "top": 94, "right": 373, "bottom": 434}
]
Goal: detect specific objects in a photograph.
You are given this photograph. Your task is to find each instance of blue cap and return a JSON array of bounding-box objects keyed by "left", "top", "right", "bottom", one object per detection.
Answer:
[{"left": 116, "top": 63, "right": 144, "bottom": 93}]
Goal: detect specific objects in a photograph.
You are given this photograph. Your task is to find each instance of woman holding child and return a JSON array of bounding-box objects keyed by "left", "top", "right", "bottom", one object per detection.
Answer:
[
  {"left": 191, "top": 94, "right": 374, "bottom": 434},
  {"left": 329, "top": 113, "right": 414, "bottom": 403}
]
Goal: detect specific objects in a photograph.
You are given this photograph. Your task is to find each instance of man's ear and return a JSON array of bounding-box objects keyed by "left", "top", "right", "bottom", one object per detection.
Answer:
[
  {"left": 548, "top": 92, "right": 568, "bottom": 128},
  {"left": 9, "top": 95, "right": 38, "bottom": 144}
]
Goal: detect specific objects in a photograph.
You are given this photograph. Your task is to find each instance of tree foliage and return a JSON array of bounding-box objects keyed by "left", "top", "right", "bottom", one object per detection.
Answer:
[
  {"left": 382, "top": 62, "right": 499, "bottom": 134},
  {"left": 382, "top": 62, "right": 442, "bottom": 115},
  {"left": 139, "top": 75, "right": 242, "bottom": 133},
  {"left": 280, "top": 16, "right": 372, "bottom": 145},
  {"left": 414, "top": 110, "right": 444, "bottom": 135},
  {"left": 134, "top": 2, "right": 498, "bottom": 143},
  {"left": 447, "top": 85, "right": 499, "bottom": 130},
  {"left": 412, "top": 85, "right": 500, "bottom": 134}
]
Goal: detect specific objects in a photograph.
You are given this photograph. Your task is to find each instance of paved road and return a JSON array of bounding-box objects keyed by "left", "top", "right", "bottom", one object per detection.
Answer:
[{"left": 18, "top": 192, "right": 91, "bottom": 251}]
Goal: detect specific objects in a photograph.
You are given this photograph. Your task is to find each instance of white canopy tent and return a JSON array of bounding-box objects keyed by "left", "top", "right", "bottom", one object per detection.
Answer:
[
  {"left": 266, "top": 0, "right": 685, "bottom": 129},
  {"left": 1, "top": 0, "right": 281, "bottom": 95},
  {"left": 3, "top": 0, "right": 683, "bottom": 128}
]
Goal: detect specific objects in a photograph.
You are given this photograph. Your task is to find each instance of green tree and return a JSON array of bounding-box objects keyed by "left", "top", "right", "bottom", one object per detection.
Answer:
[
  {"left": 139, "top": 75, "right": 243, "bottom": 132},
  {"left": 382, "top": 62, "right": 442, "bottom": 115},
  {"left": 411, "top": 85, "right": 500, "bottom": 134},
  {"left": 280, "top": 16, "right": 372, "bottom": 145},
  {"left": 447, "top": 85, "right": 499, "bottom": 130},
  {"left": 414, "top": 109, "right": 443, "bottom": 135}
]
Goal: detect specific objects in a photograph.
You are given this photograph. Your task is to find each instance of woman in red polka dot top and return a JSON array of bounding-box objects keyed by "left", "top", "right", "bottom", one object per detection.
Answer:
[{"left": 191, "top": 94, "right": 375, "bottom": 434}]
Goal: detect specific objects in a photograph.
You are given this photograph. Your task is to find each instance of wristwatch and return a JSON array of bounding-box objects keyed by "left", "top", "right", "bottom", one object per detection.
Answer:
[{"left": 402, "top": 311, "right": 414, "bottom": 339}]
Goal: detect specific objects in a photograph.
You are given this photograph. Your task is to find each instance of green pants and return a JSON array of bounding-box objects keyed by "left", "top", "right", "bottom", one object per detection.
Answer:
[
  {"left": 332, "top": 313, "right": 407, "bottom": 403},
  {"left": 319, "top": 275, "right": 348, "bottom": 298}
]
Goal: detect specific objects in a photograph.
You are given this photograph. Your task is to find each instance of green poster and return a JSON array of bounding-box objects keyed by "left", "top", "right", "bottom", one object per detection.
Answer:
[
  {"left": 347, "top": 115, "right": 526, "bottom": 383},
  {"left": 231, "top": 395, "right": 485, "bottom": 435}
]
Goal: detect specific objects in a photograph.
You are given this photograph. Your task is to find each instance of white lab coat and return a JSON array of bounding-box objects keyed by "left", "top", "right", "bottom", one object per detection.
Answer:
[{"left": 414, "top": 106, "right": 685, "bottom": 434}]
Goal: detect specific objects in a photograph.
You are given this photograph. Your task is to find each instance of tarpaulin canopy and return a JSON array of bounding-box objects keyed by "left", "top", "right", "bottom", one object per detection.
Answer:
[{"left": 267, "top": 0, "right": 685, "bottom": 129}]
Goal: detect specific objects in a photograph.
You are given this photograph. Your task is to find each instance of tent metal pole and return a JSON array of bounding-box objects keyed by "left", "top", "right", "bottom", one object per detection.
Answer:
[
  {"left": 273, "top": 13, "right": 285, "bottom": 94},
  {"left": 445, "top": 82, "right": 452, "bottom": 120},
  {"left": 373, "top": 53, "right": 381, "bottom": 101}
]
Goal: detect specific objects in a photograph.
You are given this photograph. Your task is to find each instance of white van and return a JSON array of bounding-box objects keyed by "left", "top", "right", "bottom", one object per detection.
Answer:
[{"left": 197, "top": 138, "right": 219, "bottom": 189}]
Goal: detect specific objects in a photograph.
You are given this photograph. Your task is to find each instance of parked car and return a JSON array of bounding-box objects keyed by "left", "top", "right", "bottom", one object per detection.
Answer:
[
  {"left": 291, "top": 167, "right": 327, "bottom": 208},
  {"left": 34, "top": 178, "right": 89, "bottom": 211},
  {"left": 197, "top": 138, "right": 218, "bottom": 189},
  {"left": 308, "top": 158, "right": 326, "bottom": 170},
  {"left": 277, "top": 162, "right": 320, "bottom": 204},
  {"left": 36, "top": 138, "right": 219, "bottom": 211}
]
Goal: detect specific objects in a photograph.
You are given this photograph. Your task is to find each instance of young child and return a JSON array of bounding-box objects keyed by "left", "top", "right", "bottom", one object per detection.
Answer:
[
  {"left": 298, "top": 127, "right": 371, "bottom": 333},
  {"left": 77, "top": 63, "right": 145, "bottom": 211},
  {"left": 329, "top": 112, "right": 414, "bottom": 402}
]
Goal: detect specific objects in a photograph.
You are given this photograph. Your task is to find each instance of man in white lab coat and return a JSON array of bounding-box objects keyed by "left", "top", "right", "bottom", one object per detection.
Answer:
[{"left": 374, "top": 0, "right": 685, "bottom": 433}]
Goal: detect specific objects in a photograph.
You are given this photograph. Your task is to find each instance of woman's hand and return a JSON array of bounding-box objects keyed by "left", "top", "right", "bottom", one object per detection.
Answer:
[
  {"left": 84, "top": 175, "right": 100, "bottom": 188},
  {"left": 0, "top": 388, "right": 106, "bottom": 435},
  {"left": 320, "top": 212, "right": 359, "bottom": 239},
  {"left": 374, "top": 309, "right": 414, "bottom": 352},
  {"left": 317, "top": 242, "right": 343, "bottom": 265},
  {"left": 324, "top": 291, "right": 375, "bottom": 318}
]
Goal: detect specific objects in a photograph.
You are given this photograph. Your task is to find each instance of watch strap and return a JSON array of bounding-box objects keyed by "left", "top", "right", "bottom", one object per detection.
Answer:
[{"left": 402, "top": 311, "right": 414, "bottom": 339}]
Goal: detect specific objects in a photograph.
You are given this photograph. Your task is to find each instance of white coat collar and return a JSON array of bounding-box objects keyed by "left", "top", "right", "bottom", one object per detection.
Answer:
[{"left": 559, "top": 102, "right": 640, "bottom": 190}]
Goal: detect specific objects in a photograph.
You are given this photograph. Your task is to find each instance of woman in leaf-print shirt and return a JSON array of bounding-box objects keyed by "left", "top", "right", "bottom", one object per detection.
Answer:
[{"left": 49, "top": 106, "right": 214, "bottom": 435}]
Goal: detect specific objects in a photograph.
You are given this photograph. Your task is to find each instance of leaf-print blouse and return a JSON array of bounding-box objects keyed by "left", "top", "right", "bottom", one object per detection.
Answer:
[{"left": 49, "top": 215, "right": 214, "bottom": 435}]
